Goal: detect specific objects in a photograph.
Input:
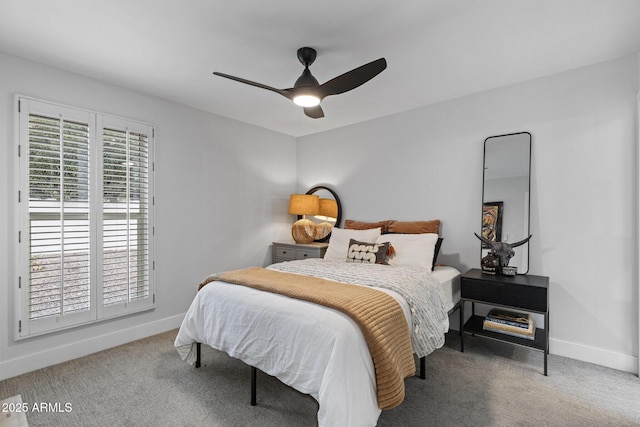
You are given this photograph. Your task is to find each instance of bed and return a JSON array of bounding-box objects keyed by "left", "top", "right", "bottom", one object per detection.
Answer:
[{"left": 175, "top": 223, "right": 461, "bottom": 427}]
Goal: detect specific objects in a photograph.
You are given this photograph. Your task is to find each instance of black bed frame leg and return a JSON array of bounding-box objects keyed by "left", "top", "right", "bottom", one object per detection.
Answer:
[
  {"left": 195, "top": 342, "right": 201, "bottom": 368},
  {"left": 251, "top": 366, "right": 257, "bottom": 406},
  {"left": 419, "top": 356, "right": 426, "bottom": 379}
]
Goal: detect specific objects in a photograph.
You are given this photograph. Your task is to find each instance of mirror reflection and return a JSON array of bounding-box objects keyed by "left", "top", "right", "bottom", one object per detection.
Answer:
[
  {"left": 482, "top": 132, "right": 531, "bottom": 274},
  {"left": 302, "top": 186, "right": 342, "bottom": 242}
]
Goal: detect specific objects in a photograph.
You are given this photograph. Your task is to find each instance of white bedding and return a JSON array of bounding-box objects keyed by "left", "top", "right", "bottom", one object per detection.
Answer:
[
  {"left": 431, "top": 265, "right": 461, "bottom": 313},
  {"left": 175, "top": 259, "right": 460, "bottom": 427}
]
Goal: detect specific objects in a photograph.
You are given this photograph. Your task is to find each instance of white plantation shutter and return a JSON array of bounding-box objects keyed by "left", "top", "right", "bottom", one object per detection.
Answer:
[
  {"left": 28, "top": 113, "right": 92, "bottom": 322},
  {"left": 100, "top": 121, "right": 152, "bottom": 316},
  {"left": 17, "top": 97, "right": 154, "bottom": 338}
]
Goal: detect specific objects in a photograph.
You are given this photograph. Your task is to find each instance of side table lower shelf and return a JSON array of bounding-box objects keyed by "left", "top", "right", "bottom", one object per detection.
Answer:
[
  {"left": 463, "top": 315, "right": 546, "bottom": 351},
  {"left": 460, "top": 269, "right": 549, "bottom": 376}
]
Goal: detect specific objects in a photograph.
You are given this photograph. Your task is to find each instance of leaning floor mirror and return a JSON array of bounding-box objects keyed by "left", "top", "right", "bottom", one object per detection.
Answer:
[{"left": 481, "top": 132, "right": 531, "bottom": 274}]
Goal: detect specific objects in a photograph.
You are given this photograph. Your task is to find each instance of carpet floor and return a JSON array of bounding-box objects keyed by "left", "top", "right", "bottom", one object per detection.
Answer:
[{"left": 1, "top": 329, "right": 639, "bottom": 426}]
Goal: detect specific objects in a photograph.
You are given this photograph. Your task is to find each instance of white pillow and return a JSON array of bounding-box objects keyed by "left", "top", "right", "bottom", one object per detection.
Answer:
[
  {"left": 377, "top": 233, "right": 439, "bottom": 269},
  {"left": 324, "top": 227, "right": 382, "bottom": 262}
]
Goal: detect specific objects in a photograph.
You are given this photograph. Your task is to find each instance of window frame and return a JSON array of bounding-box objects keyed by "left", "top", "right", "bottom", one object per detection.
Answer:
[{"left": 15, "top": 95, "right": 155, "bottom": 339}]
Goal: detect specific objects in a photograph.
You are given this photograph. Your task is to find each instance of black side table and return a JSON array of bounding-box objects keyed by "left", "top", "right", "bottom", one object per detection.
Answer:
[{"left": 460, "top": 268, "right": 550, "bottom": 375}]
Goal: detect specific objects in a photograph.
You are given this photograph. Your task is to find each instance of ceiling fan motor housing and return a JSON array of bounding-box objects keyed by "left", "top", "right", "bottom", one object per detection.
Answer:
[
  {"left": 297, "top": 47, "right": 317, "bottom": 67},
  {"left": 295, "top": 68, "right": 319, "bottom": 88}
]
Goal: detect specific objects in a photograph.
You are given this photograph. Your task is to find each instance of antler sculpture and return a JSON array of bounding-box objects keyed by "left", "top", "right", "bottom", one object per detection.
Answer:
[{"left": 474, "top": 233, "right": 532, "bottom": 269}]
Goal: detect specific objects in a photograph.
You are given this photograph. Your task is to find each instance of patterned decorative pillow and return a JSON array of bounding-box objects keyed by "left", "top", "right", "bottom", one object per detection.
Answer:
[
  {"left": 324, "top": 227, "right": 382, "bottom": 261},
  {"left": 346, "top": 239, "right": 391, "bottom": 265}
]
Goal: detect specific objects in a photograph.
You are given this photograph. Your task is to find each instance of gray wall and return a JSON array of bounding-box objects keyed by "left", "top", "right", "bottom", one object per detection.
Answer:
[
  {"left": 0, "top": 52, "right": 296, "bottom": 380},
  {"left": 297, "top": 54, "right": 639, "bottom": 373}
]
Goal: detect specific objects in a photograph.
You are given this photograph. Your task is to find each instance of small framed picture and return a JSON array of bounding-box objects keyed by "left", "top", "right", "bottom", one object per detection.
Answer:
[{"left": 482, "top": 201, "right": 503, "bottom": 247}]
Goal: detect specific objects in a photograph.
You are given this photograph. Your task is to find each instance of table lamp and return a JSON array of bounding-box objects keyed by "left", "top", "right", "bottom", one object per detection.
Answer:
[{"left": 288, "top": 194, "right": 320, "bottom": 244}]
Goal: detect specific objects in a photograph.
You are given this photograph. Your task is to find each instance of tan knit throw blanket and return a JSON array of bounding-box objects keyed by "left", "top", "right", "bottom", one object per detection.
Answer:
[{"left": 199, "top": 267, "right": 415, "bottom": 409}]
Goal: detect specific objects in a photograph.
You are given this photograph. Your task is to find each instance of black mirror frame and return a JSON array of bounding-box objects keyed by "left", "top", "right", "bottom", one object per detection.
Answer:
[
  {"left": 297, "top": 185, "right": 342, "bottom": 242},
  {"left": 481, "top": 131, "right": 531, "bottom": 274}
]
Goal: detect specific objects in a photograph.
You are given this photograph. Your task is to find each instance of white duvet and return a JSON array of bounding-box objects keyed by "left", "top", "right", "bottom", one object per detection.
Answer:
[{"left": 175, "top": 260, "right": 458, "bottom": 427}]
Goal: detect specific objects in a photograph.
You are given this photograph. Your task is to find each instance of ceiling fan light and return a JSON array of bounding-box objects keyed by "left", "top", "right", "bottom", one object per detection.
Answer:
[{"left": 293, "top": 95, "right": 321, "bottom": 107}]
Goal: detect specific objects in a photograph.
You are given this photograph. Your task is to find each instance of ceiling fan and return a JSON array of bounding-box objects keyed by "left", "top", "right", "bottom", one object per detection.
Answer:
[{"left": 213, "top": 47, "right": 387, "bottom": 119}]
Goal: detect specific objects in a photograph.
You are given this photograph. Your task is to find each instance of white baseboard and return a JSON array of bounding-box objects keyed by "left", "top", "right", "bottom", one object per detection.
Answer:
[
  {"left": 450, "top": 324, "right": 638, "bottom": 375},
  {"left": 0, "top": 314, "right": 185, "bottom": 381},
  {"left": 550, "top": 337, "right": 638, "bottom": 375}
]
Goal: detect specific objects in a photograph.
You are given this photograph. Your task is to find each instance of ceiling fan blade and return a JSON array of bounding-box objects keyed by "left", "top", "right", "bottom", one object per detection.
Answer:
[
  {"left": 318, "top": 58, "right": 387, "bottom": 98},
  {"left": 304, "top": 105, "right": 324, "bottom": 119},
  {"left": 213, "top": 72, "right": 294, "bottom": 100}
]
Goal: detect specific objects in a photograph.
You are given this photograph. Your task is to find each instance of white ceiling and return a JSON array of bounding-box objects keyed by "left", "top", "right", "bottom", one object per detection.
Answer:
[{"left": 2, "top": 0, "right": 640, "bottom": 137}]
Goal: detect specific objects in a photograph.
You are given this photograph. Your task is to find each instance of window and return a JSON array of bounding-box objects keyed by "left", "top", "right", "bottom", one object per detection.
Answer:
[{"left": 16, "top": 97, "right": 155, "bottom": 338}]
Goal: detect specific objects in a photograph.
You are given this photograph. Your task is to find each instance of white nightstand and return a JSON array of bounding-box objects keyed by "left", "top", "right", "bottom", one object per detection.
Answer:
[{"left": 272, "top": 241, "right": 329, "bottom": 264}]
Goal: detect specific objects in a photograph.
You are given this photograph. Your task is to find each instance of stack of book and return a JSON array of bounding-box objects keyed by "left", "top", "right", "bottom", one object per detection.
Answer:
[{"left": 483, "top": 308, "right": 535, "bottom": 340}]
